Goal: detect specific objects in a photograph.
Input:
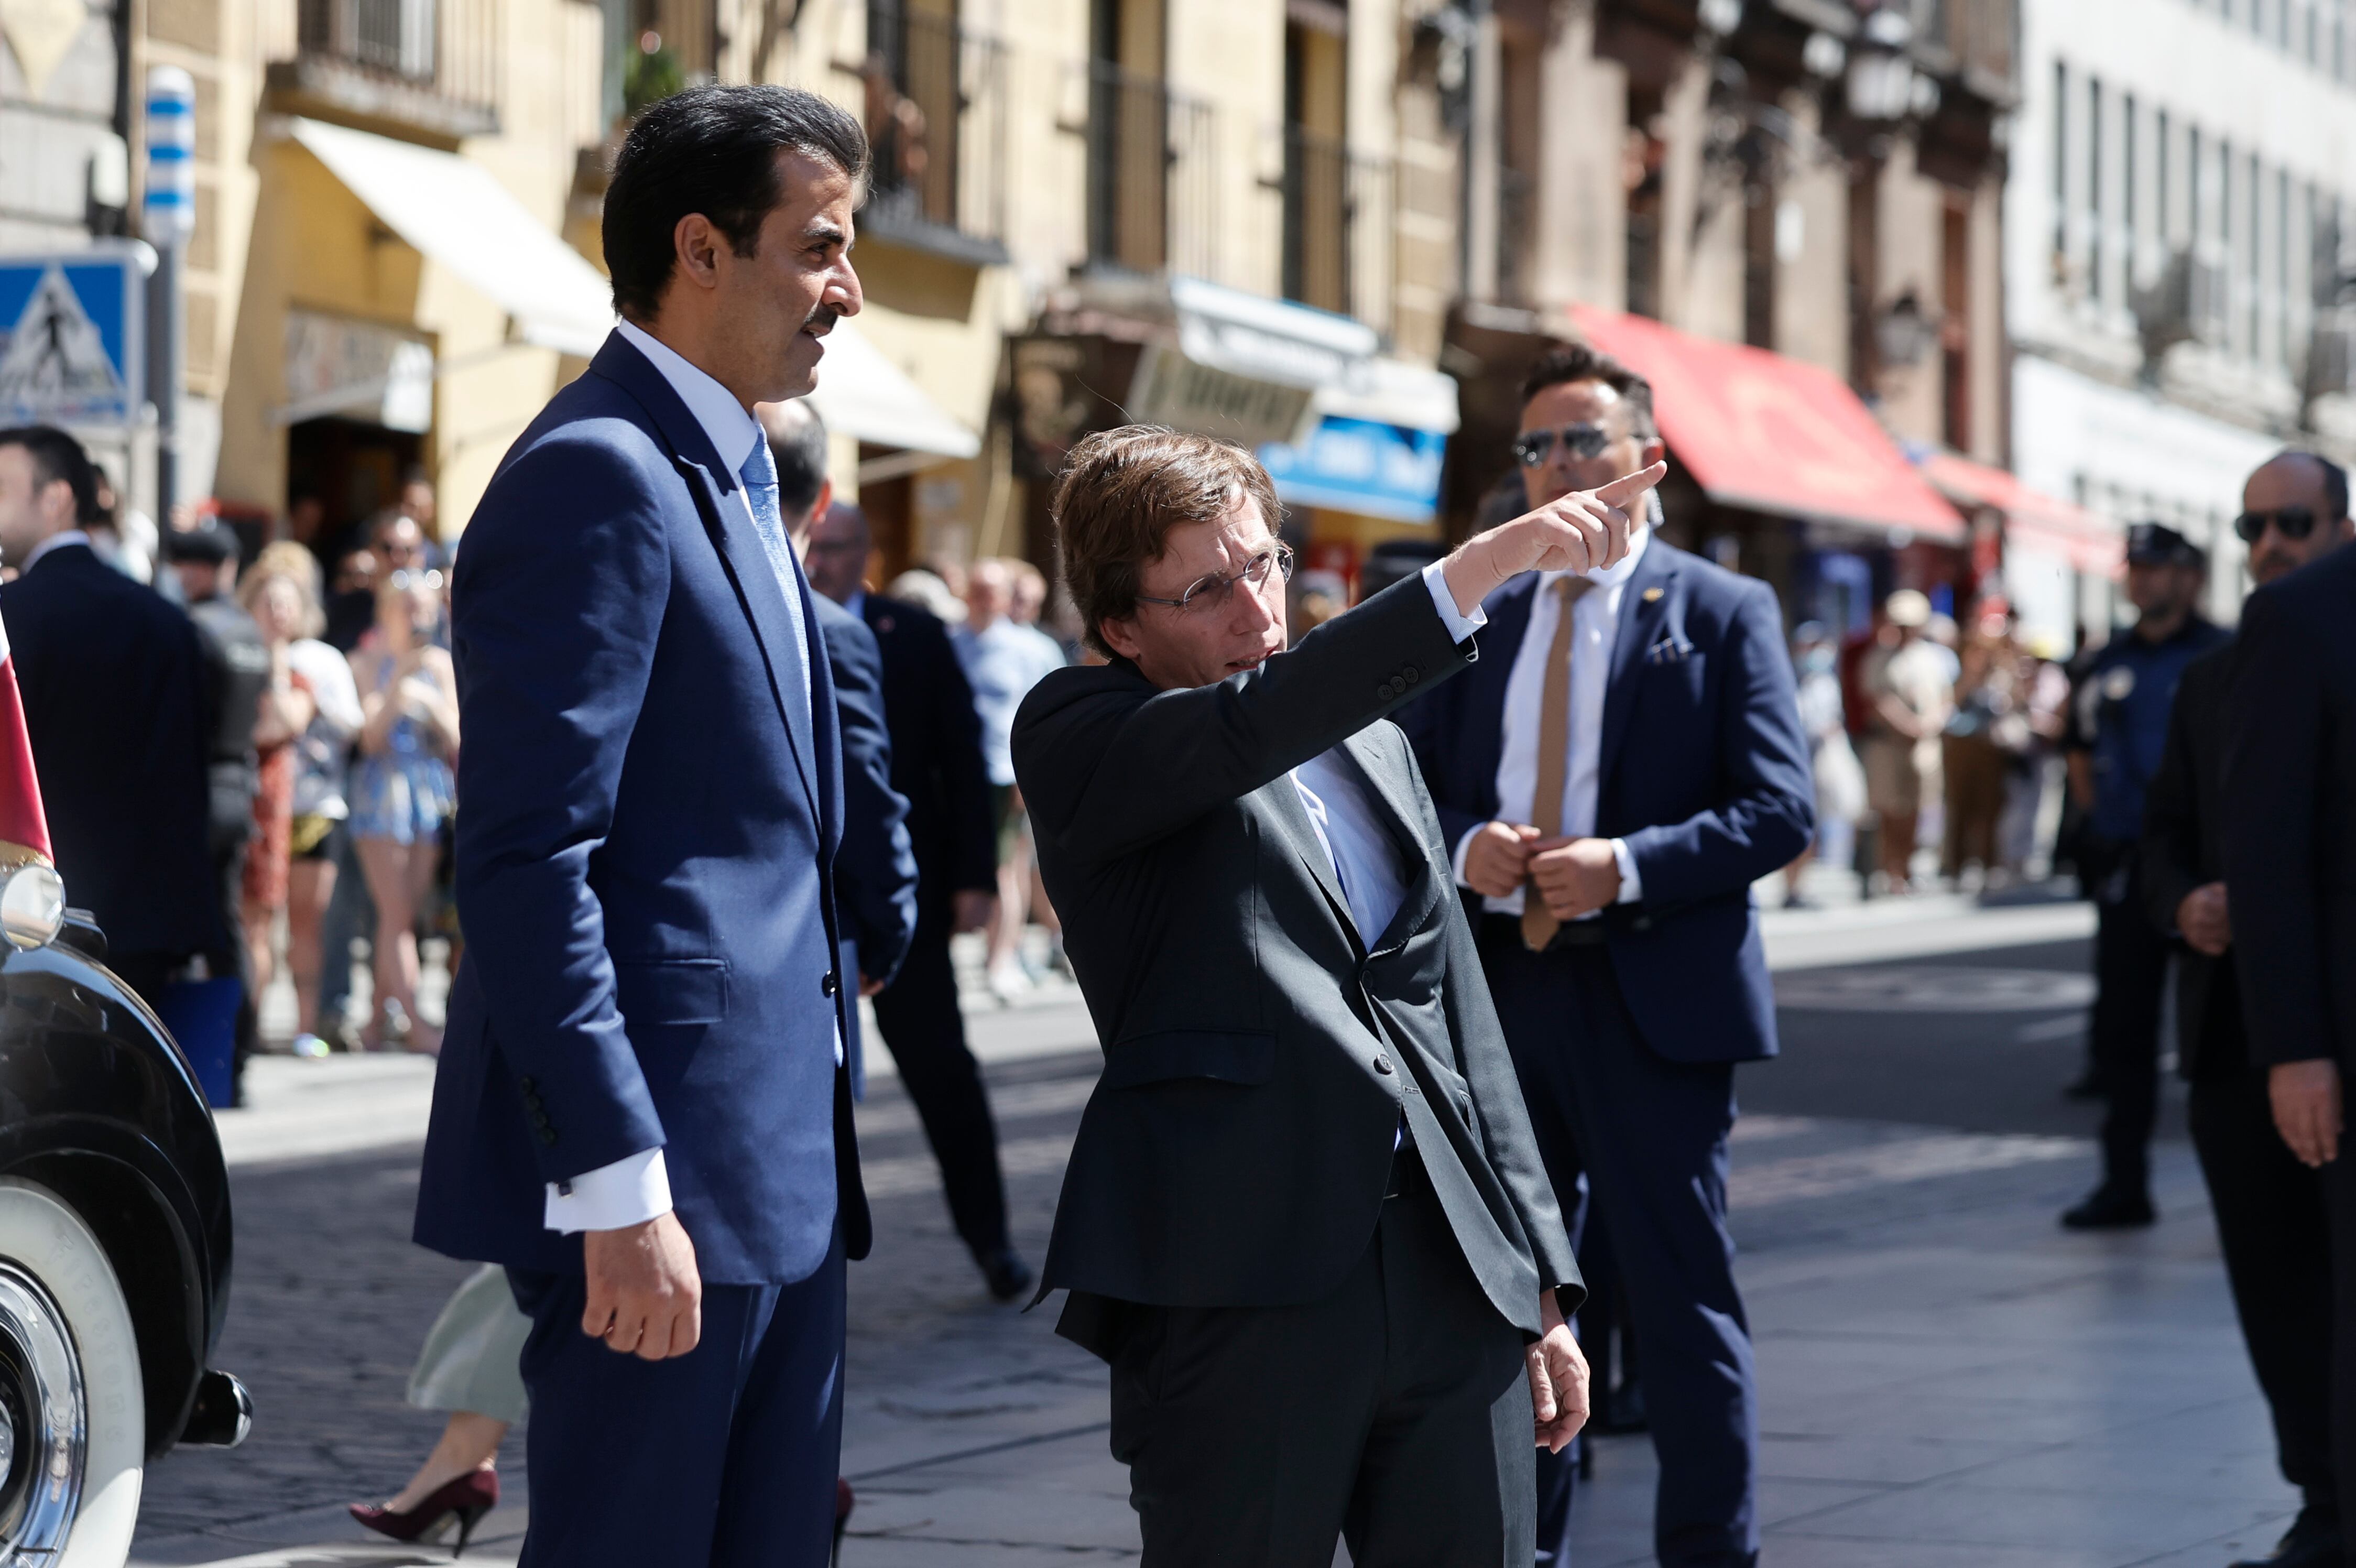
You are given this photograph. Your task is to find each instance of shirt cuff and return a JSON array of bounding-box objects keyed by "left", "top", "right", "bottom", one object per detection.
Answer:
[
  {"left": 1452, "top": 823, "right": 1483, "bottom": 890},
  {"left": 544, "top": 1148, "right": 672, "bottom": 1234},
  {"left": 1421, "top": 559, "right": 1488, "bottom": 643},
  {"left": 1611, "top": 838, "right": 1642, "bottom": 904}
]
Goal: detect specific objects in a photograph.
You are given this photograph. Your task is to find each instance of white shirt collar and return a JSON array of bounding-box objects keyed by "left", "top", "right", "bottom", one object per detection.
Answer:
[
  {"left": 19, "top": 530, "right": 90, "bottom": 573},
  {"left": 615, "top": 319, "right": 763, "bottom": 478}
]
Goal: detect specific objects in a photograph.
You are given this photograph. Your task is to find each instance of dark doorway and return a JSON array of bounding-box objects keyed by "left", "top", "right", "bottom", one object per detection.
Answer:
[{"left": 287, "top": 416, "right": 423, "bottom": 565}]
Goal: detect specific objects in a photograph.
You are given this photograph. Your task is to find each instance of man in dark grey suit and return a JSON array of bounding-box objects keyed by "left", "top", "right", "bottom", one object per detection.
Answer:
[{"left": 1014, "top": 424, "right": 1662, "bottom": 1566}]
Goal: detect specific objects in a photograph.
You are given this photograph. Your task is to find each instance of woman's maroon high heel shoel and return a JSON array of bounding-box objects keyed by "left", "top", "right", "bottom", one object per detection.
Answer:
[{"left": 350, "top": 1468, "right": 500, "bottom": 1558}]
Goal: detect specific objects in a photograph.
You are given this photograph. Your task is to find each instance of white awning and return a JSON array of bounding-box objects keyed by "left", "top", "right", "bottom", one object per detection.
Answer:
[
  {"left": 291, "top": 116, "right": 980, "bottom": 459},
  {"left": 804, "top": 320, "right": 981, "bottom": 458},
  {"left": 288, "top": 117, "right": 616, "bottom": 357},
  {"left": 1170, "top": 274, "right": 1379, "bottom": 390},
  {"left": 1316, "top": 355, "right": 1460, "bottom": 434}
]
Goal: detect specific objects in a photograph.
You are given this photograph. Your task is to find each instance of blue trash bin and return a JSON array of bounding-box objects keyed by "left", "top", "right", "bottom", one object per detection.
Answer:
[{"left": 156, "top": 977, "right": 243, "bottom": 1109}]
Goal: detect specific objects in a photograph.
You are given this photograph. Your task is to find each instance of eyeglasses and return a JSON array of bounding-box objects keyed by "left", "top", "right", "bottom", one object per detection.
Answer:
[
  {"left": 1512, "top": 422, "right": 1614, "bottom": 469},
  {"left": 2233, "top": 506, "right": 2320, "bottom": 542},
  {"left": 1132, "top": 543, "right": 1294, "bottom": 615}
]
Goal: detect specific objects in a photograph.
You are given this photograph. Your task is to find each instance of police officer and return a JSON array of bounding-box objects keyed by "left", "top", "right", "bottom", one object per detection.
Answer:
[
  {"left": 165, "top": 521, "right": 271, "bottom": 1101},
  {"left": 2060, "top": 521, "right": 2229, "bottom": 1229}
]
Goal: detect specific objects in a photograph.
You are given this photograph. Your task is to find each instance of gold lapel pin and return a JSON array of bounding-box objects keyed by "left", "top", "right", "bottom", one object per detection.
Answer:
[{"left": 1642, "top": 586, "right": 1665, "bottom": 603}]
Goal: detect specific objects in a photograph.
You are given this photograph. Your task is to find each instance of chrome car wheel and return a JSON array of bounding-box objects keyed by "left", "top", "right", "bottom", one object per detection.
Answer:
[{"left": 0, "top": 1262, "right": 86, "bottom": 1559}]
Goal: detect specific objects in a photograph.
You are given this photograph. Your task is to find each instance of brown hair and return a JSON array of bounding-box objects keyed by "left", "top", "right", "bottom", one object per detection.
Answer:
[
  {"left": 1519, "top": 342, "right": 1659, "bottom": 440},
  {"left": 1051, "top": 426, "right": 1281, "bottom": 656}
]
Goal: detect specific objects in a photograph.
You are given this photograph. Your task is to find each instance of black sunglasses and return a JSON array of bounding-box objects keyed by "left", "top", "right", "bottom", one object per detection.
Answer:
[
  {"left": 1513, "top": 423, "right": 1614, "bottom": 469},
  {"left": 2234, "top": 506, "right": 2319, "bottom": 542}
]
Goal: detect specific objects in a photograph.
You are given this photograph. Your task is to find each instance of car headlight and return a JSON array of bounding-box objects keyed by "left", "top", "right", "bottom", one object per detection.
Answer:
[{"left": 0, "top": 863, "right": 63, "bottom": 951}]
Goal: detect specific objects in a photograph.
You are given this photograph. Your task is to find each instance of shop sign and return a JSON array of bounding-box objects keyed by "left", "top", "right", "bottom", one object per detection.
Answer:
[
  {"left": 1127, "top": 342, "right": 1314, "bottom": 449},
  {"left": 0, "top": 244, "right": 147, "bottom": 428},
  {"left": 282, "top": 310, "right": 434, "bottom": 433},
  {"left": 1259, "top": 415, "right": 1447, "bottom": 524}
]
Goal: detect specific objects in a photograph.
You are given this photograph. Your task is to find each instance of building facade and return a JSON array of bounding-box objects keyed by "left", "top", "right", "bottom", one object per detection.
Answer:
[{"left": 2008, "top": 0, "right": 2356, "bottom": 642}]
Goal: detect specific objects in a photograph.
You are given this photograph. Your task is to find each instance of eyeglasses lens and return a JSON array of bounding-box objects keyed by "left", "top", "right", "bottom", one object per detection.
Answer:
[{"left": 1514, "top": 424, "right": 1612, "bottom": 467}]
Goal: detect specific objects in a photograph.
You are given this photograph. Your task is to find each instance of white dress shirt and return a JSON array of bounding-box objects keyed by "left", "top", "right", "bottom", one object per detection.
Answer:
[
  {"left": 546, "top": 322, "right": 832, "bottom": 1235},
  {"left": 17, "top": 530, "right": 89, "bottom": 573},
  {"left": 1451, "top": 525, "right": 1650, "bottom": 918}
]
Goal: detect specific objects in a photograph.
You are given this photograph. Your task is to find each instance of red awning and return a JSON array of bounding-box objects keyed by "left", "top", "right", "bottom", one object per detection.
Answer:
[
  {"left": 1919, "top": 452, "right": 2124, "bottom": 579},
  {"left": 1568, "top": 306, "right": 1966, "bottom": 541}
]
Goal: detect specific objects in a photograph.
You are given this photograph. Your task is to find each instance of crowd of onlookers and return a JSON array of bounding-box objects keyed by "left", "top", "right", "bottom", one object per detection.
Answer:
[{"left": 1788, "top": 588, "right": 2076, "bottom": 906}]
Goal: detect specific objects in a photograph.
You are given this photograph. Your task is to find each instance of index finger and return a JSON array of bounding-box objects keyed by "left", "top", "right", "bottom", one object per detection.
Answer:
[{"left": 1591, "top": 462, "right": 1667, "bottom": 510}]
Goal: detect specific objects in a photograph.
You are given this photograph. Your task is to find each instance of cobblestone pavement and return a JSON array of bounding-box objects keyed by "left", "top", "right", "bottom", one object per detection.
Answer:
[{"left": 129, "top": 900, "right": 2301, "bottom": 1568}]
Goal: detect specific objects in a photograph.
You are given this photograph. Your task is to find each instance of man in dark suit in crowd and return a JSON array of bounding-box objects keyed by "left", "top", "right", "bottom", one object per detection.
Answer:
[
  {"left": 2224, "top": 456, "right": 2356, "bottom": 1568},
  {"left": 165, "top": 520, "right": 271, "bottom": 1097},
  {"left": 2146, "top": 449, "right": 2352, "bottom": 1568},
  {"left": 760, "top": 399, "right": 919, "bottom": 1062},
  {"left": 805, "top": 497, "right": 1032, "bottom": 1300},
  {"left": 0, "top": 425, "right": 222, "bottom": 1006},
  {"left": 1399, "top": 344, "right": 1814, "bottom": 1568},
  {"left": 415, "top": 86, "right": 872, "bottom": 1565},
  {"left": 1017, "top": 424, "right": 1651, "bottom": 1565}
]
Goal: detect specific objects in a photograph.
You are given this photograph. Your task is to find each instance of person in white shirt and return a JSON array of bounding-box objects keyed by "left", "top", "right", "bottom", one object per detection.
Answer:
[{"left": 1398, "top": 343, "right": 1815, "bottom": 1568}]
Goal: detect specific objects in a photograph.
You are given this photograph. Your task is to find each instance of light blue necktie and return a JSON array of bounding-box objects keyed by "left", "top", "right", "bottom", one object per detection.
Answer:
[{"left": 738, "top": 439, "right": 813, "bottom": 727}]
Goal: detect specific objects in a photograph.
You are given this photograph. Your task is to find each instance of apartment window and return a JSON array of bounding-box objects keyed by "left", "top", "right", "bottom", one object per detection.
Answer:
[
  {"left": 1280, "top": 10, "right": 1351, "bottom": 314},
  {"left": 2123, "top": 94, "right": 2139, "bottom": 290},
  {"left": 2088, "top": 77, "right": 2104, "bottom": 302},
  {"left": 2052, "top": 61, "right": 2069, "bottom": 265},
  {"left": 2157, "top": 109, "right": 2172, "bottom": 250},
  {"left": 2281, "top": 167, "right": 2295, "bottom": 367},
  {"left": 2251, "top": 152, "right": 2265, "bottom": 358}
]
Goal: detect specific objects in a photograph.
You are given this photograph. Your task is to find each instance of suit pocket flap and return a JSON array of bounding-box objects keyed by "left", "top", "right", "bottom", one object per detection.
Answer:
[
  {"left": 614, "top": 957, "right": 730, "bottom": 1028},
  {"left": 1101, "top": 1029, "right": 1275, "bottom": 1090}
]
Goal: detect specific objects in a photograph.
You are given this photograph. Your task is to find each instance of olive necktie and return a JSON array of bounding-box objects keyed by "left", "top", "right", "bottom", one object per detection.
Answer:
[{"left": 1523, "top": 575, "right": 1598, "bottom": 952}]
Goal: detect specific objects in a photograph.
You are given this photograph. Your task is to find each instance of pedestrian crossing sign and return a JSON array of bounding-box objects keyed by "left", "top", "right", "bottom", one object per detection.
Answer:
[{"left": 0, "top": 244, "right": 148, "bottom": 428}]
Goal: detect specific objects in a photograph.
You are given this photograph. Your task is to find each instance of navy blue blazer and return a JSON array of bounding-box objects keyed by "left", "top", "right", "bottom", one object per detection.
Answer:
[
  {"left": 816, "top": 594, "right": 917, "bottom": 988},
  {"left": 860, "top": 594, "right": 997, "bottom": 916},
  {"left": 0, "top": 543, "right": 222, "bottom": 957},
  {"left": 416, "top": 331, "right": 867, "bottom": 1286},
  {"left": 1396, "top": 537, "right": 1813, "bottom": 1063}
]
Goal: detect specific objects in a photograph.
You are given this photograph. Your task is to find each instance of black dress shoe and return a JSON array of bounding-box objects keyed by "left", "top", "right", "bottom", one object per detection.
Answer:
[
  {"left": 980, "top": 1247, "right": 1035, "bottom": 1302},
  {"left": 2230, "top": 1504, "right": 2342, "bottom": 1567},
  {"left": 2060, "top": 1185, "right": 2155, "bottom": 1229}
]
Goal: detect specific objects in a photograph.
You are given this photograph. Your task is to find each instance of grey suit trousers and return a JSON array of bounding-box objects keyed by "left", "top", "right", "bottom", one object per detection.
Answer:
[{"left": 1107, "top": 1152, "right": 1536, "bottom": 1567}]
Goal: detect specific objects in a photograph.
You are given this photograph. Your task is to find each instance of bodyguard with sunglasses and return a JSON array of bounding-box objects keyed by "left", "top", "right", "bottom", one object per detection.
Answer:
[
  {"left": 2058, "top": 521, "right": 2228, "bottom": 1230},
  {"left": 2144, "top": 451, "right": 2352, "bottom": 1568},
  {"left": 1398, "top": 344, "right": 1814, "bottom": 1568}
]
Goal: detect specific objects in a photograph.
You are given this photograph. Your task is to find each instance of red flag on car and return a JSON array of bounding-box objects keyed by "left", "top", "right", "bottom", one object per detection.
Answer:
[{"left": 0, "top": 608, "right": 51, "bottom": 865}]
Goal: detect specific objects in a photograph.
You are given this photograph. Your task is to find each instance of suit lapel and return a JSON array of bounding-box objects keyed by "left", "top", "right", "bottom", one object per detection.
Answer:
[
  {"left": 1598, "top": 540, "right": 1678, "bottom": 791},
  {"left": 1335, "top": 729, "right": 1443, "bottom": 955},
  {"left": 591, "top": 333, "right": 824, "bottom": 816},
  {"left": 1261, "top": 770, "right": 1362, "bottom": 957}
]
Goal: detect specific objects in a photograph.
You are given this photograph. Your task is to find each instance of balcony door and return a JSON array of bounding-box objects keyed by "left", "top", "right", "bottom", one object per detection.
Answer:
[
  {"left": 1087, "top": 0, "right": 1167, "bottom": 272},
  {"left": 1281, "top": 9, "right": 1348, "bottom": 312}
]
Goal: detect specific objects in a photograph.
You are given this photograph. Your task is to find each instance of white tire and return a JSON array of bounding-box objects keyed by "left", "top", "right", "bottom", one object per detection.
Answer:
[{"left": 0, "top": 1178, "right": 145, "bottom": 1568}]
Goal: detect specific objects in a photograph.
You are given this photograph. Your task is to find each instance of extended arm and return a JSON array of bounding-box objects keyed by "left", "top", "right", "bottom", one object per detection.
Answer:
[{"left": 1619, "top": 581, "right": 1815, "bottom": 906}]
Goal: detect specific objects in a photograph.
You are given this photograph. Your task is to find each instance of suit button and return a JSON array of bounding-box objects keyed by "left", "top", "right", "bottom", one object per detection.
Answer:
[
  {"left": 1373, "top": 1055, "right": 1394, "bottom": 1075},
  {"left": 822, "top": 971, "right": 839, "bottom": 997},
  {"left": 1403, "top": 667, "right": 1420, "bottom": 684},
  {"left": 538, "top": 1129, "right": 559, "bottom": 1147}
]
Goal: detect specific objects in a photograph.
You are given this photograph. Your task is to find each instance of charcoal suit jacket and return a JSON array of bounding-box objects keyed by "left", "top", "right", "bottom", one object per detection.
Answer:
[
  {"left": 2224, "top": 543, "right": 2356, "bottom": 1071},
  {"left": 2140, "top": 642, "right": 2244, "bottom": 1077},
  {"left": 1011, "top": 575, "right": 1580, "bottom": 1354}
]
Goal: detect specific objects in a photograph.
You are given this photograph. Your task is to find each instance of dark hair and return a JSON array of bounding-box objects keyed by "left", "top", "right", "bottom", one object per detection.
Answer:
[
  {"left": 767, "top": 401, "right": 831, "bottom": 518},
  {"left": 1519, "top": 342, "right": 1660, "bottom": 441},
  {"left": 0, "top": 425, "right": 102, "bottom": 525},
  {"left": 1051, "top": 426, "right": 1282, "bottom": 657},
  {"left": 604, "top": 85, "right": 870, "bottom": 321},
  {"left": 2266, "top": 447, "right": 2350, "bottom": 522}
]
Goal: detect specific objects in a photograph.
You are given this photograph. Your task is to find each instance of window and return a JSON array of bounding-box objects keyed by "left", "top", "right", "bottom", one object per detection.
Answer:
[
  {"left": 2089, "top": 76, "right": 2104, "bottom": 302},
  {"left": 2123, "top": 94, "right": 2139, "bottom": 290},
  {"left": 2053, "top": 61, "right": 2069, "bottom": 265},
  {"left": 2157, "top": 109, "right": 2172, "bottom": 249},
  {"left": 2251, "top": 152, "right": 2265, "bottom": 358},
  {"left": 2221, "top": 138, "right": 2235, "bottom": 347},
  {"left": 2280, "top": 168, "right": 2295, "bottom": 368}
]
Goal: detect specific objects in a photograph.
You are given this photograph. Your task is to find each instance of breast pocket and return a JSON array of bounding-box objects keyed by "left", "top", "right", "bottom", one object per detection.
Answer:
[
  {"left": 1100, "top": 1029, "right": 1275, "bottom": 1090},
  {"left": 613, "top": 957, "right": 730, "bottom": 1028}
]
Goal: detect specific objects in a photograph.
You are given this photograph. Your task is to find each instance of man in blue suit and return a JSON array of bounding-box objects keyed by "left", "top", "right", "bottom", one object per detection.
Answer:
[
  {"left": 415, "top": 86, "right": 872, "bottom": 1567},
  {"left": 1399, "top": 343, "right": 1813, "bottom": 1568}
]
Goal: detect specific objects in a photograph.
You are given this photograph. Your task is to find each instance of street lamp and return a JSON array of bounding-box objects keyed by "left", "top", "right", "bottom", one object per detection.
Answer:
[{"left": 1846, "top": 6, "right": 1915, "bottom": 122}]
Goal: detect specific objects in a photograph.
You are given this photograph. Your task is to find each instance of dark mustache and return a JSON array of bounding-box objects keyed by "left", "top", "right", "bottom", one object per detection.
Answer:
[{"left": 803, "top": 305, "right": 841, "bottom": 335}]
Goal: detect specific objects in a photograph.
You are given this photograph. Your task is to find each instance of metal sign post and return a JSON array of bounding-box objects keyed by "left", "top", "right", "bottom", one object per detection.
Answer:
[{"left": 143, "top": 67, "right": 194, "bottom": 516}]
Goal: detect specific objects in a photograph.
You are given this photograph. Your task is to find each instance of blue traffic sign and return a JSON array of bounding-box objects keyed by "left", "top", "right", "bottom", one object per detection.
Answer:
[{"left": 0, "top": 244, "right": 151, "bottom": 428}]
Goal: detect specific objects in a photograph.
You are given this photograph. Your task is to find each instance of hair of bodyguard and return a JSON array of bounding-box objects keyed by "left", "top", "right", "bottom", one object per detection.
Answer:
[
  {"left": 1052, "top": 427, "right": 1282, "bottom": 657},
  {"left": 604, "top": 85, "right": 870, "bottom": 322},
  {"left": 1518, "top": 341, "right": 1659, "bottom": 442},
  {"left": 0, "top": 426, "right": 103, "bottom": 526}
]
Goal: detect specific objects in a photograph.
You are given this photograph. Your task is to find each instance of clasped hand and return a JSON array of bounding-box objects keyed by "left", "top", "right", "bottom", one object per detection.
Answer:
[{"left": 1464, "top": 823, "right": 1621, "bottom": 919}]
